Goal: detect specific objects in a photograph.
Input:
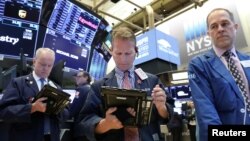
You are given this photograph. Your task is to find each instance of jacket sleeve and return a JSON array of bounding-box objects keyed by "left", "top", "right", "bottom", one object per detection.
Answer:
[
  {"left": 0, "top": 79, "right": 32, "bottom": 122},
  {"left": 69, "top": 85, "right": 91, "bottom": 118},
  {"left": 75, "top": 81, "right": 104, "bottom": 141},
  {"left": 188, "top": 57, "right": 222, "bottom": 141}
]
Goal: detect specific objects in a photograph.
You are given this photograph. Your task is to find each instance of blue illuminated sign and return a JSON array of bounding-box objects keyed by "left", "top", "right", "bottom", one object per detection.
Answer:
[
  {"left": 156, "top": 30, "right": 180, "bottom": 65},
  {"left": 134, "top": 28, "right": 180, "bottom": 65}
]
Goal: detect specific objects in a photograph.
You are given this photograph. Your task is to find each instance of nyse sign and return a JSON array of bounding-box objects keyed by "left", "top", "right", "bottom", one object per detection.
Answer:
[{"left": 186, "top": 35, "right": 212, "bottom": 57}]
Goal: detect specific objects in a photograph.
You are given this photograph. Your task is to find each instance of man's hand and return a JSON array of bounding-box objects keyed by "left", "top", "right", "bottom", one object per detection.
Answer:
[
  {"left": 152, "top": 85, "right": 166, "bottom": 108},
  {"left": 126, "top": 107, "right": 136, "bottom": 117},
  {"left": 31, "top": 97, "right": 47, "bottom": 113},
  {"left": 151, "top": 84, "right": 169, "bottom": 118},
  {"left": 95, "top": 107, "right": 123, "bottom": 134}
]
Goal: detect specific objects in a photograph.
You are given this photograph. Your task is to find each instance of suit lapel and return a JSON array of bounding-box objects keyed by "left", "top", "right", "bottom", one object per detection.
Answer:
[
  {"left": 25, "top": 74, "right": 39, "bottom": 95},
  {"left": 103, "top": 70, "right": 119, "bottom": 87},
  {"left": 206, "top": 50, "right": 244, "bottom": 103}
]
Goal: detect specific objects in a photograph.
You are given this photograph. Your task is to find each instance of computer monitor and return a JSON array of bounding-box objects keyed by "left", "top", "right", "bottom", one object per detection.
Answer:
[
  {"left": 0, "top": 0, "right": 43, "bottom": 59},
  {"left": 39, "top": 0, "right": 102, "bottom": 71},
  {"left": 88, "top": 49, "right": 108, "bottom": 80},
  {"left": 169, "top": 84, "right": 192, "bottom": 99}
]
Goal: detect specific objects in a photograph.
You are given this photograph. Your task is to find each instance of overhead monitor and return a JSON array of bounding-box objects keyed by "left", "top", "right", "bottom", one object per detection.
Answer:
[
  {"left": 41, "top": 28, "right": 90, "bottom": 71},
  {"left": 92, "top": 18, "right": 110, "bottom": 47},
  {"left": 169, "top": 85, "right": 192, "bottom": 99},
  {"left": 104, "top": 33, "right": 112, "bottom": 50},
  {"left": 89, "top": 49, "right": 107, "bottom": 80},
  {"left": 40, "top": 0, "right": 101, "bottom": 48},
  {"left": 39, "top": 0, "right": 102, "bottom": 71},
  {"left": 0, "top": 0, "right": 43, "bottom": 59}
]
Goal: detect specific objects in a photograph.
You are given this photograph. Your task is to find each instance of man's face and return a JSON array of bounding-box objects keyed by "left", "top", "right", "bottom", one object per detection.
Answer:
[
  {"left": 207, "top": 10, "right": 238, "bottom": 49},
  {"left": 111, "top": 38, "right": 136, "bottom": 71},
  {"left": 75, "top": 73, "right": 87, "bottom": 86},
  {"left": 33, "top": 53, "right": 54, "bottom": 78}
]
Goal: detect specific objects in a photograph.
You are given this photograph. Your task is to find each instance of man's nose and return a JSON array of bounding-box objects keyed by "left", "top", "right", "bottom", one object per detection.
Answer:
[
  {"left": 120, "top": 55, "right": 127, "bottom": 61},
  {"left": 218, "top": 24, "right": 225, "bottom": 31}
]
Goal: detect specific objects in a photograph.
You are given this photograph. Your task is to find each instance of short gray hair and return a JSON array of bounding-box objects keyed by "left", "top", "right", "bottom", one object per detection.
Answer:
[{"left": 35, "top": 47, "right": 55, "bottom": 59}]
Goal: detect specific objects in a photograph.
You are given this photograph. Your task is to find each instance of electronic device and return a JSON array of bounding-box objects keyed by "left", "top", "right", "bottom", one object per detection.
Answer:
[
  {"left": 101, "top": 86, "right": 153, "bottom": 127},
  {"left": 88, "top": 49, "right": 108, "bottom": 80},
  {"left": 33, "top": 85, "right": 70, "bottom": 115},
  {"left": 39, "top": 0, "right": 103, "bottom": 71},
  {"left": 169, "top": 85, "right": 192, "bottom": 99},
  {"left": 0, "top": 0, "right": 42, "bottom": 59}
]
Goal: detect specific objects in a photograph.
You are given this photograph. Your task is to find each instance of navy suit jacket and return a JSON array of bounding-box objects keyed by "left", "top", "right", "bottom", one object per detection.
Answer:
[
  {"left": 0, "top": 74, "right": 70, "bottom": 141},
  {"left": 69, "top": 84, "right": 91, "bottom": 137},
  {"left": 77, "top": 69, "right": 173, "bottom": 141},
  {"left": 188, "top": 49, "right": 250, "bottom": 141}
]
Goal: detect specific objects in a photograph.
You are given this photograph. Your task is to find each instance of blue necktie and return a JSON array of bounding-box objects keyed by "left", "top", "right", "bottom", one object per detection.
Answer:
[
  {"left": 40, "top": 78, "right": 50, "bottom": 135},
  {"left": 223, "top": 51, "right": 250, "bottom": 111}
]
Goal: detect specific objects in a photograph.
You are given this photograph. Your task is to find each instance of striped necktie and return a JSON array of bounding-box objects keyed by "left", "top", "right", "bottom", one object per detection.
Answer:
[
  {"left": 122, "top": 71, "right": 132, "bottom": 89},
  {"left": 122, "top": 71, "right": 139, "bottom": 141}
]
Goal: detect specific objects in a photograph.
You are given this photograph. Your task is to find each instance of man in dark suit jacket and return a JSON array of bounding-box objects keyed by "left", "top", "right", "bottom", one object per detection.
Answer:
[
  {"left": 0, "top": 48, "right": 69, "bottom": 141},
  {"left": 69, "top": 70, "right": 92, "bottom": 141},
  {"left": 188, "top": 8, "right": 250, "bottom": 141},
  {"left": 70, "top": 70, "right": 92, "bottom": 119},
  {"left": 77, "top": 27, "right": 173, "bottom": 141}
]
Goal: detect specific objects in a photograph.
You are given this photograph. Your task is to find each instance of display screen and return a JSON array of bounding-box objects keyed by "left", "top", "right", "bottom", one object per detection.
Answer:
[
  {"left": 39, "top": 0, "right": 102, "bottom": 70},
  {"left": 91, "top": 18, "right": 111, "bottom": 62},
  {"left": 92, "top": 19, "right": 110, "bottom": 46},
  {"left": 0, "top": 0, "right": 42, "bottom": 59},
  {"left": 2, "top": 0, "right": 42, "bottom": 23},
  {"left": 89, "top": 49, "right": 107, "bottom": 80},
  {"left": 104, "top": 33, "right": 112, "bottom": 50},
  {"left": 0, "top": 0, "right": 43, "bottom": 59},
  {"left": 0, "top": 19, "right": 39, "bottom": 58},
  {"left": 42, "top": 0, "right": 101, "bottom": 48},
  {"left": 42, "top": 28, "right": 90, "bottom": 71},
  {"left": 169, "top": 85, "right": 191, "bottom": 99}
]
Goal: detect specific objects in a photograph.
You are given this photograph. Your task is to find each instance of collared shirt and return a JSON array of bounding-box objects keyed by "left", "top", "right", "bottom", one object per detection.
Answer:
[
  {"left": 32, "top": 71, "right": 48, "bottom": 91},
  {"left": 32, "top": 71, "right": 51, "bottom": 135},
  {"left": 213, "top": 46, "right": 250, "bottom": 97},
  {"left": 115, "top": 66, "right": 135, "bottom": 89}
]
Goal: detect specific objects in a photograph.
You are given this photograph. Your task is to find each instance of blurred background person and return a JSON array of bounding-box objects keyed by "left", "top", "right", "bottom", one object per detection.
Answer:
[
  {"left": 69, "top": 70, "right": 92, "bottom": 141},
  {"left": 167, "top": 112, "right": 183, "bottom": 141},
  {"left": 186, "top": 101, "right": 196, "bottom": 141}
]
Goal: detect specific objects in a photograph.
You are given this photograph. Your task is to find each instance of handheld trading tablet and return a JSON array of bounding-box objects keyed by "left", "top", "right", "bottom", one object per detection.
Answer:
[
  {"left": 101, "top": 86, "right": 153, "bottom": 127},
  {"left": 33, "top": 85, "right": 71, "bottom": 115}
]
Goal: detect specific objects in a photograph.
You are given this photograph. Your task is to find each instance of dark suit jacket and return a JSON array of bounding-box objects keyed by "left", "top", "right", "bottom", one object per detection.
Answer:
[
  {"left": 77, "top": 69, "right": 173, "bottom": 141},
  {"left": 0, "top": 74, "right": 70, "bottom": 141},
  {"left": 188, "top": 49, "right": 250, "bottom": 141},
  {"left": 69, "top": 84, "right": 91, "bottom": 138}
]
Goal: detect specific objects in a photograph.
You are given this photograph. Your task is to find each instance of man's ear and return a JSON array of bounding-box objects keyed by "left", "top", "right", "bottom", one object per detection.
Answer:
[
  {"left": 234, "top": 23, "right": 238, "bottom": 32},
  {"left": 135, "top": 46, "right": 139, "bottom": 57}
]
